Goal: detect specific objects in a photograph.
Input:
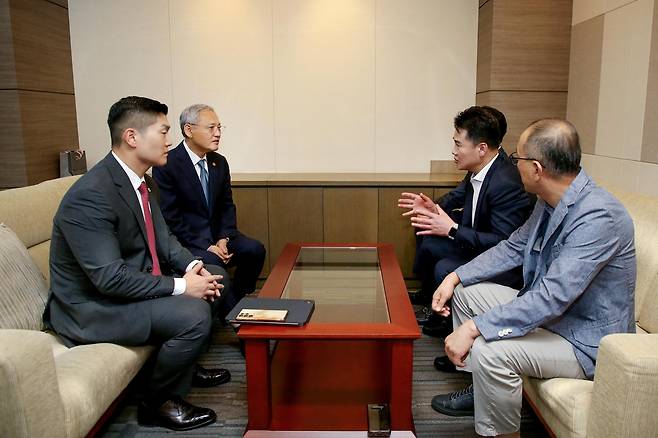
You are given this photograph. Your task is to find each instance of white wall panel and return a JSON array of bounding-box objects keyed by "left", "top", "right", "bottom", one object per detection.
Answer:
[
  {"left": 572, "top": 0, "right": 638, "bottom": 25},
  {"left": 70, "top": 0, "right": 477, "bottom": 172},
  {"left": 375, "top": 0, "right": 477, "bottom": 172},
  {"left": 596, "top": 0, "right": 653, "bottom": 160},
  {"left": 582, "top": 153, "right": 658, "bottom": 197},
  {"left": 69, "top": 0, "right": 173, "bottom": 168},
  {"left": 572, "top": 0, "right": 606, "bottom": 25},
  {"left": 169, "top": 0, "right": 275, "bottom": 172},
  {"left": 273, "top": 0, "right": 376, "bottom": 172}
]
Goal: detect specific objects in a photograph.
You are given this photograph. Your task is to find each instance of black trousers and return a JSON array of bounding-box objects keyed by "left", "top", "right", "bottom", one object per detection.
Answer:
[
  {"left": 413, "top": 234, "right": 523, "bottom": 301},
  {"left": 191, "top": 234, "right": 266, "bottom": 316}
]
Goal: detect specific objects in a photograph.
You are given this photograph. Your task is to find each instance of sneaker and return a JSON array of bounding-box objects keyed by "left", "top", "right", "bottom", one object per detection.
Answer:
[{"left": 431, "top": 384, "right": 474, "bottom": 417}]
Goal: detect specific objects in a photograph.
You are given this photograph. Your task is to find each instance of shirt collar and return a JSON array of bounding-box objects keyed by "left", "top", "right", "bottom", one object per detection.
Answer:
[
  {"left": 471, "top": 153, "right": 498, "bottom": 183},
  {"left": 111, "top": 151, "right": 145, "bottom": 191},
  {"left": 183, "top": 140, "right": 206, "bottom": 166}
]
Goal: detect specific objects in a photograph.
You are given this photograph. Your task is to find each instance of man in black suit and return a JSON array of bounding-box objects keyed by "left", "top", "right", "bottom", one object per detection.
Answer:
[
  {"left": 153, "top": 104, "right": 265, "bottom": 315},
  {"left": 43, "top": 96, "right": 232, "bottom": 431},
  {"left": 398, "top": 106, "right": 532, "bottom": 343}
]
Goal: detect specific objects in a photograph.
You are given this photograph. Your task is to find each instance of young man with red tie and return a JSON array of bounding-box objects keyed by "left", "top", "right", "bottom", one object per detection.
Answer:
[{"left": 44, "top": 96, "right": 231, "bottom": 431}]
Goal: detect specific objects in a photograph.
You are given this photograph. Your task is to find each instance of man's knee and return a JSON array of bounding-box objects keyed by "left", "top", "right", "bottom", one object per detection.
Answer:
[
  {"left": 454, "top": 283, "right": 487, "bottom": 306},
  {"left": 200, "top": 250, "right": 223, "bottom": 266},
  {"left": 239, "top": 238, "right": 266, "bottom": 260},
  {"left": 204, "top": 263, "right": 229, "bottom": 278},
  {"left": 417, "top": 237, "right": 436, "bottom": 259},
  {"left": 434, "top": 258, "right": 460, "bottom": 284},
  {"left": 170, "top": 297, "right": 213, "bottom": 339},
  {"left": 469, "top": 336, "right": 502, "bottom": 375}
]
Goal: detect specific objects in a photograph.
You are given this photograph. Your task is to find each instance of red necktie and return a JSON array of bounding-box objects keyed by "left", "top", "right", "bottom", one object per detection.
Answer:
[{"left": 138, "top": 182, "right": 161, "bottom": 275}]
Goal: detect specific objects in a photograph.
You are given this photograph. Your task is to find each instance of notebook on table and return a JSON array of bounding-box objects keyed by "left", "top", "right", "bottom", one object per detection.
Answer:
[{"left": 226, "top": 297, "right": 315, "bottom": 326}]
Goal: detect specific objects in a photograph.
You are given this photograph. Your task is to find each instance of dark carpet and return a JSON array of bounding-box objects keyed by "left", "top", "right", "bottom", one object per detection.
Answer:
[{"left": 99, "top": 324, "right": 549, "bottom": 438}]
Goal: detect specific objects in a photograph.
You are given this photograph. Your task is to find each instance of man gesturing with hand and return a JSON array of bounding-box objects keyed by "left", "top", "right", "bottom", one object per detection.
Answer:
[
  {"left": 398, "top": 106, "right": 531, "bottom": 340},
  {"left": 429, "top": 119, "right": 636, "bottom": 438}
]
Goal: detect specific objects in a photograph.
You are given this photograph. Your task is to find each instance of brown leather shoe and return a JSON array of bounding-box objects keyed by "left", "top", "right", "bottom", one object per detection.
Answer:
[
  {"left": 193, "top": 365, "right": 231, "bottom": 387},
  {"left": 138, "top": 397, "right": 216, "bottom": 431}
]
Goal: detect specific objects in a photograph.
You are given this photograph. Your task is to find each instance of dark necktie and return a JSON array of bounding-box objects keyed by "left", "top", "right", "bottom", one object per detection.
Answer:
[
  {"left": 198, "top": 159, "right": 209, "bottom": 206},
  {"left": 138, "top": 182, "right": 161, "bottom": 275}
]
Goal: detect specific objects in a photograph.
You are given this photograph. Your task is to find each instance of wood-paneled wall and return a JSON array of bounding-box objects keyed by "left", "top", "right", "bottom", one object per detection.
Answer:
[
  {"left": 232, "top": 177, "right": 460, "bottom": 280},
  {"left": 476, "top": 0, "right": 573, "bottom": 149},
  {"left": 0, "top": 0, "right": 78, "bottom": 188}
]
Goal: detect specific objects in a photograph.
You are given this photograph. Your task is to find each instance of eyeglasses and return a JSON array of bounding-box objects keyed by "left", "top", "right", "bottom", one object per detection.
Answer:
[
  {"left": 509, "top": 151, "right": 543, "bottom": 167},
  {"left": 188, "top": 123, "right": 225, "bottom": 134}
]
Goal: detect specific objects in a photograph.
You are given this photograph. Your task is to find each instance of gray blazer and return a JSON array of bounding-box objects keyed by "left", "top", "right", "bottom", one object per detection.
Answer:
[
  {"left": 44, "top": 153, "right": 196, "bottom": 346},
  {"left": 455, "top": 169, "right": 636, "bottom": 379}
]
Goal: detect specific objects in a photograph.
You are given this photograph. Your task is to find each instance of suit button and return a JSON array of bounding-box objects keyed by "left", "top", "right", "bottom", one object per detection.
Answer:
[
  {"left": 498, "top": 330, "right": 505, "bottom": 337},
  {"left": 146, "top": 266, "right": 153, "bottom": 273}
]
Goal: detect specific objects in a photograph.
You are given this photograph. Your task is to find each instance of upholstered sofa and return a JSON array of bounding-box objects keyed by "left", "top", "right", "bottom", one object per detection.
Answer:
[
  {"left": 0, "top": 176, "right": 154, "bottom": 438},
  {"left": 522, "top": 189, "right": 658, "bottom": 438}
]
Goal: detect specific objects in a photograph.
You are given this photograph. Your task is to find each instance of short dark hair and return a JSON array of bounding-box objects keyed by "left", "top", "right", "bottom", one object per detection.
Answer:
[
  {"left": 454, "top": 106, "right": 501, "bottom": 150},
  {"left": 107, "top": 96, "right": 168, "bottom": 146},
  {"left": 523, "top": 119, "right": 581, "bottom": 176},
  {"left": 481, "top": 105, "right": 507, "bottom": 146}
]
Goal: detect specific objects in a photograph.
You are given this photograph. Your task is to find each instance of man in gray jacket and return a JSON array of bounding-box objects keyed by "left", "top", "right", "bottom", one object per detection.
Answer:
[{"left": 430, "top": 119, "right": 636, "bottom": 437}]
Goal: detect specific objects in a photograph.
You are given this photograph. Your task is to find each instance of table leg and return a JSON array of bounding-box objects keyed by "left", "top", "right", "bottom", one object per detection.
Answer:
[
  {"left": 390, "top": 340, "right": 414, "bottom": 431},
  {"left": 245, "top": 339, "right": 271, "bottom": 430}
]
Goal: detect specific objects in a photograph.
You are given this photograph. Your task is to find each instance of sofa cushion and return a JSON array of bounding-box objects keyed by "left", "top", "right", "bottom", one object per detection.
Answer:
[
  {"left": 0, "top": 176, "right": 80, "bottom": 250},
  {"left": 0, "top": 224, "right": 48, "bottom": 331},
  {"left": 610, "top": 189, "right": 658, "bottom": 330},
  {"left": 27, "top": 241, "right": 51, "bottom": 286},
  {"left": 523, "top": 376, "right": 593, "bottom": 438},
  {"left": 55, "top": 343, "right": 154, "bottom": 437}
]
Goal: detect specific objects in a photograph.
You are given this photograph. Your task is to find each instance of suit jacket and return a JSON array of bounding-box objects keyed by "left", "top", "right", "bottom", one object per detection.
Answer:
[
  {"left": 455, "top": 170, "right": 636, "bottom": 379},
  {"left": 152, "top": 142, "right": 238, "bottom": 252},
  {"left": 44, "top": 153, "right": 196, "bottom": 346},
  {"left": 437, "top": 150, "right": 532, "bottom": 257}
]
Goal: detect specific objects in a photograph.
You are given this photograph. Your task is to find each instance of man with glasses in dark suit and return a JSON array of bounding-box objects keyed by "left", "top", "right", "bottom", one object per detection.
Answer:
[{"left": 153, "top": 104, "right": 265, "bottom": 317}]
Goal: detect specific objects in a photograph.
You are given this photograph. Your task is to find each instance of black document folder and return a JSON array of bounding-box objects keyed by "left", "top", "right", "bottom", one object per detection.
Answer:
[{"left": 226, "top": 297, "right": 315, "bottom": 326}]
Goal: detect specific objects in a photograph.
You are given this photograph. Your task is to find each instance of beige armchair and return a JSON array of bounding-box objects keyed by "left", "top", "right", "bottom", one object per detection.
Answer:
[
  {"left": 523, "top": 189, "right": 658, "bottom": 438},
  {"left": 0, "top": 176, "right": 153, "bottom": 438}
]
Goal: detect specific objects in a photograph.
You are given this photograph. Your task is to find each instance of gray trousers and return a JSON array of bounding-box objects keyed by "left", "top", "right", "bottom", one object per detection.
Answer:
[{"left": 452, "top": 282, "right": 586, "bottom": 436}]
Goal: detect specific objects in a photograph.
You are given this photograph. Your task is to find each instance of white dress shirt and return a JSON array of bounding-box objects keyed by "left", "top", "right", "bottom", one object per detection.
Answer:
[
  {"left": 111, "top": 152, "right": 197, "bottom": 295},
  {"left": 183, "top": 140, "right": 208, "bottom": 178},
  {"left": 469, "top": 153, "right": 498, "bottom": 226}
]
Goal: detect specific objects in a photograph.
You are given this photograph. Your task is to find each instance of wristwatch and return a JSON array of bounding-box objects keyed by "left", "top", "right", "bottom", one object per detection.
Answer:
[{"left": 448, "top": 224, "right": 459, "bottom": 240}]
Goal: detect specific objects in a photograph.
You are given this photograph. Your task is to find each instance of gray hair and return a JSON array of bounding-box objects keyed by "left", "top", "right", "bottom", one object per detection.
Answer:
[
  {"left": 523, "top": 118, "right": 581, "bottom": 176},
  {"left": 179, "top": 104, "right": 215, "bottom": 137}
]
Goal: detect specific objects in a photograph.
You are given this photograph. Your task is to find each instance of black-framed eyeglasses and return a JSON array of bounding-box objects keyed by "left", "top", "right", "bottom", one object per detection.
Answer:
[{"left": 509, "top": 151, "right": 543, "bottom": 167}]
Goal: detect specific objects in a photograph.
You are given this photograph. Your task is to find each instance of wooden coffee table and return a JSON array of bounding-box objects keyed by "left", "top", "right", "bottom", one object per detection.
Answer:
[{"left": 239, "top": 243, "right": 420, "bottom": 435}]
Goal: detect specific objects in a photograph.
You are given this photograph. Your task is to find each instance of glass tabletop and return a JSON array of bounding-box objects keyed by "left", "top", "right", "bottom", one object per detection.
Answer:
[{"left": 280, "top": 246, "right": 389, "bottom": 323}]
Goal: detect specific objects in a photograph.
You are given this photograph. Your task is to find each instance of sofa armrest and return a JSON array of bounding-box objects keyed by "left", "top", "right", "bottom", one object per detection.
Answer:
[
  {"left": 0, "top": 330, "right": 67, "bottom": 438},
  {"left": 587, "top": 334, "right": 658, "bottom": 438}
]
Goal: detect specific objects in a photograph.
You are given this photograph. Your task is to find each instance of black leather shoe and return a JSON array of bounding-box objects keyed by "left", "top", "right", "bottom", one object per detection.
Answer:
[
  {"left": 433, "top": 355, "right": 459, "bottom": 373},
  {"left": 422, "top": 315, "right": 452, "bottom": 338},
  {"left": 431, "top": 384, "right": 474, "bottom": 417},
  {"left": 408, "top": 290, "right": 430, "bottom": 306},
  {"left": 193, "top": 365, "right": 231, "bottom": 387},
  {"left": 138, "top": 397, "right": 217, "bottom": 431},
  {"left": 414, "top": 305, "right": 433, "bottom": 325}
]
